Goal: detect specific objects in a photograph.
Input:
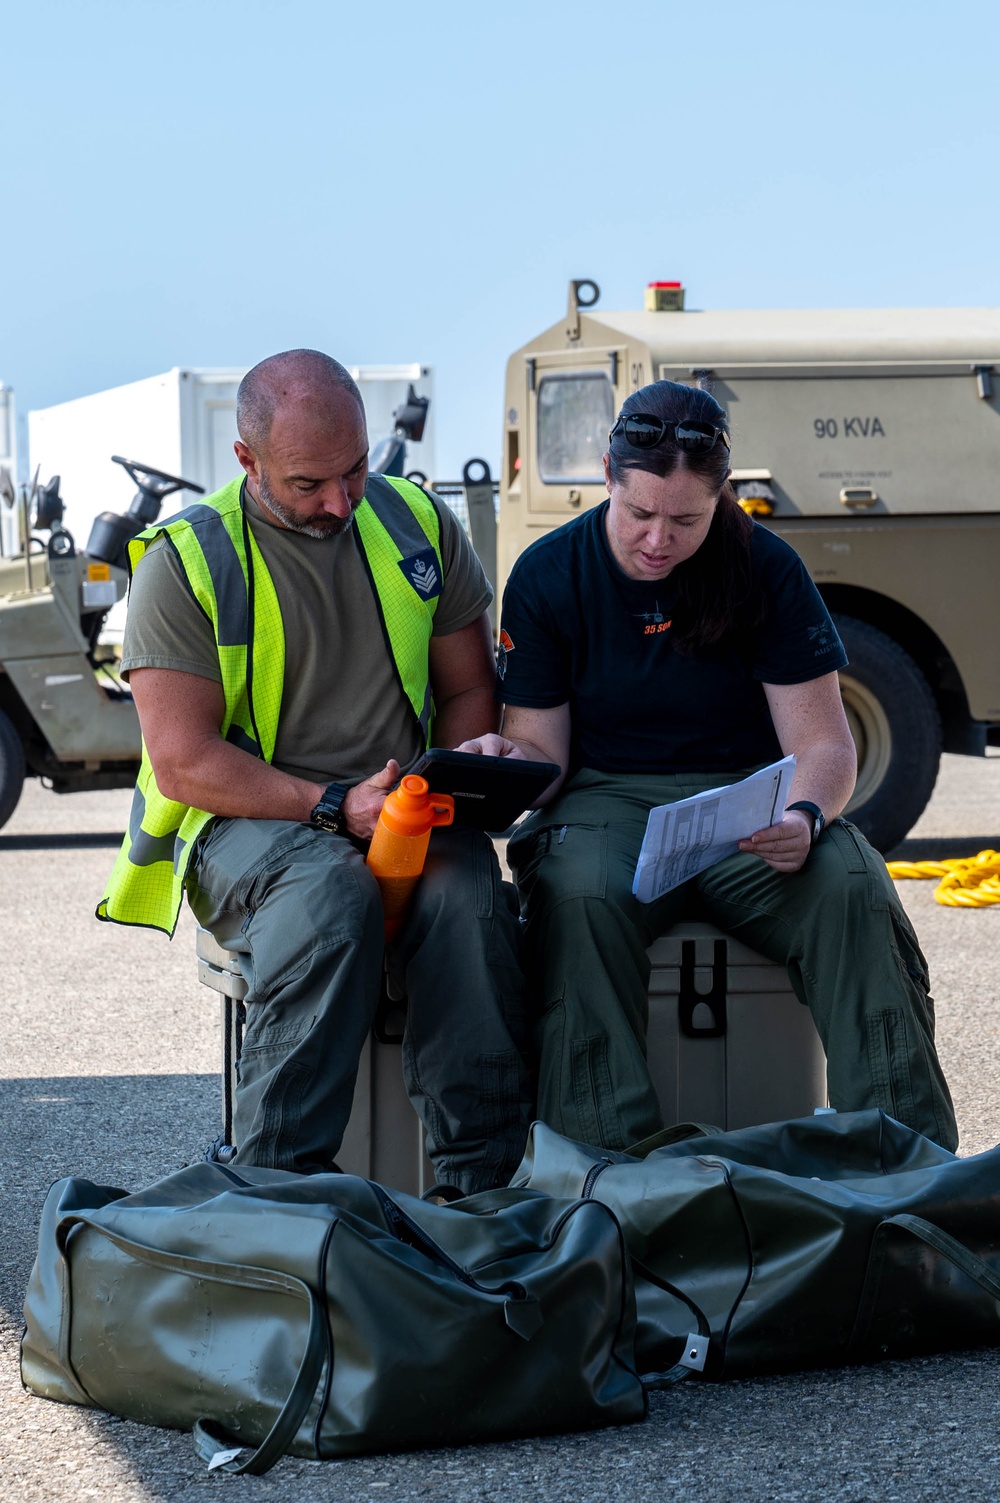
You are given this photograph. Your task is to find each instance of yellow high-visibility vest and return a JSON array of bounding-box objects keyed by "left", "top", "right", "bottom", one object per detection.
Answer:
[{"left": 98, "top": 474, "right": 442, "bottom": 935}]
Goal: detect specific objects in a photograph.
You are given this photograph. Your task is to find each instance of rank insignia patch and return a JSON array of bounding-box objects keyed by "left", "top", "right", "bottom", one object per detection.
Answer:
[{"left": 398, "top": 549, "right": 442, "bottom": 600}]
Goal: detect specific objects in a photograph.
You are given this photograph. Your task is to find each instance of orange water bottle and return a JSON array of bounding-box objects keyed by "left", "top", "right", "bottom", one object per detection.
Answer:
[{"left": 366, "top": 775, "right": 455, "bottom": 940}]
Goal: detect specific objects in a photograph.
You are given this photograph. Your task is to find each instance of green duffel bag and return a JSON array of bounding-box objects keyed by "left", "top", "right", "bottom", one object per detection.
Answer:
[
  {"left": 510, "top": 1110, "right": 1000, "bottom": 1383},
  {"left": 22, "top": 1163, "right": 645, "bottom": 1473}
]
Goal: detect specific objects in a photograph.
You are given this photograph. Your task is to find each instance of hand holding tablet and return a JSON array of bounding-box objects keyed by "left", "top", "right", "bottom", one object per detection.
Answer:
[{"left": 407, "top": 748, "right": 561, "bottom": 831}]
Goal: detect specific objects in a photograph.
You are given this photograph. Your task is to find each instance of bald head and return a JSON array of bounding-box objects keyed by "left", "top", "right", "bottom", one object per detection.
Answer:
[
  {"left": 233, "top": 351, "right": 370, "bottom": 538},
  {"left": 237, "top": 349, "right": 364, "bottom": 455}
]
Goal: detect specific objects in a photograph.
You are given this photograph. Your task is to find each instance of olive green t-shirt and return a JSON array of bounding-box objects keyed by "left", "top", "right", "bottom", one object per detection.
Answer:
[{"left": 120, "top": 484, "right": 492, "bottom": 785}]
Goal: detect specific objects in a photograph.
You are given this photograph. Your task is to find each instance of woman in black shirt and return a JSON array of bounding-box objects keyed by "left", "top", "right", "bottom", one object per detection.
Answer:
[{"left": 460, "top": 381, "right": 957, "bottom": 1152}]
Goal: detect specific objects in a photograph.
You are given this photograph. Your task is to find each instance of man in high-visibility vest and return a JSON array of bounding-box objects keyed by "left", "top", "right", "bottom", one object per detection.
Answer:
[{"left": 99, "top": 349, "right": 532, "bottom": 1194}]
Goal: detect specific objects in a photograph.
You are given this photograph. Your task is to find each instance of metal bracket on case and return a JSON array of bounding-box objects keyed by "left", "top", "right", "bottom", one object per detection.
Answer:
[
  {"left": 678, "top": 1333, "right": 709, "bottom": 1372},
  {"left": 373, "top": 960, "right": 408, "bottom": 1044},
  {"left": 678, "top": 938, "right": 728, "bottom": 1039}
]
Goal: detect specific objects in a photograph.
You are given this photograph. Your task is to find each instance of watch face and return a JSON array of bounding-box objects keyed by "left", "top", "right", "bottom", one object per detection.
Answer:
[
  {"left": 311, "top": 806, "right": 343, "bottom": 833},
  {"left": 311, "top": 783, "right": 349, "bottom": 833}
]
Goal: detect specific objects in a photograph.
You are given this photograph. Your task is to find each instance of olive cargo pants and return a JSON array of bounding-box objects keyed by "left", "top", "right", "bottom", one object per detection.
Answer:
[
  {"left": 187, "top": 819, "right": 533, "bottom": 1193},
  {"left": 507, "top": 769, "right": 958, "bottom": 1153}
]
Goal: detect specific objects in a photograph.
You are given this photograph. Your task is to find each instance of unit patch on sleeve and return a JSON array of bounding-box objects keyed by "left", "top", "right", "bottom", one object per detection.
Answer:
[
  {"left": 497, "top": 628, "right": 514, "bottom": 679},
  {"left": 398, "top": 549, "right": 442, "bottom": 601}
]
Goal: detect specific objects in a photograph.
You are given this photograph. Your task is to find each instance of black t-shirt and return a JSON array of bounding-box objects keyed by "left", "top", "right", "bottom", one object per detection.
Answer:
[{"left": 497, "top": 503, "right": 848, "bottom": 776}]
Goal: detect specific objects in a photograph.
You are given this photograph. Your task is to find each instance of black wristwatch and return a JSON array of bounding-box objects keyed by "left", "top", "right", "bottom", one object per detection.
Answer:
[
  {"left": 310, "top": 781, "right": 351, "bottom": 835},
  {"left": 787, "top": 800, "right": 826, "bottom": 845}
]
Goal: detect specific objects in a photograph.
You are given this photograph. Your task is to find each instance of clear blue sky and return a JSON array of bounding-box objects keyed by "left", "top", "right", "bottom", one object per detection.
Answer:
[{"left": 3, "top": 0, "right": 998, "bottom": 479}]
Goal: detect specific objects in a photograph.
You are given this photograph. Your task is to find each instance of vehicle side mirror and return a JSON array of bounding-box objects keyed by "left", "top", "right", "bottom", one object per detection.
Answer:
[
  {"left": 392, "top": 384, "right": 429, "bottom": 444},
  {"left": 34, "top": 475, "right": 65, "bottom": 532}
]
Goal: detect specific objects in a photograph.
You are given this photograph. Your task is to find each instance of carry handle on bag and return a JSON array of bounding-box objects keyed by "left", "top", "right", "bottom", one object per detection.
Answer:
[
  {"left": 55, "top": 1214, "right": 329, "bottom": 1477},
  {"left": 448, "top": 1178, "right": 719, "bottom": 1391},
  {"left": 625, "top": 1123, "right": 719, "bottom": 1157}
]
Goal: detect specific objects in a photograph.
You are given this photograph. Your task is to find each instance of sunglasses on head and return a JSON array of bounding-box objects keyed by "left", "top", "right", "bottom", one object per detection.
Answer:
[{"left": 610, "top": 412, "right": 731, "bottom": 453}]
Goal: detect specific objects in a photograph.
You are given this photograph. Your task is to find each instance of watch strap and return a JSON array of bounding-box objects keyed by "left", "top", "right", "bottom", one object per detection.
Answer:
[
  {"left": 787, "top": 800, "right": 825, "bottom": 844},
  {"left": 310, "top": 781, "right": 351, "bottom": 834}
]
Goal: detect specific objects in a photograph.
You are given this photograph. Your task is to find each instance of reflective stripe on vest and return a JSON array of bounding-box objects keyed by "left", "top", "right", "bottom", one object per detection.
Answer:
[
  {"left": 356, "top": 474, "right": 442, "bottom": 738},
  {"left": 98, "top": 473, "right": 443, "bottom": 935}
]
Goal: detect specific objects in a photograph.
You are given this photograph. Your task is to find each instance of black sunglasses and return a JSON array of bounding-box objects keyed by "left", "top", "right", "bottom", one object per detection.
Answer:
[{"left": 610, "top": 412, "right": 731, "bottom": 453}]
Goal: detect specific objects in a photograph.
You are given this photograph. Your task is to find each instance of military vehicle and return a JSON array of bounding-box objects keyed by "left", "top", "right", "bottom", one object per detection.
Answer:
[
  {"left": 497, "top": 279, "right": 1000, "bottom": 851},
  {"left": 0, "top": 457, "right": 203, "bottom": 830}
]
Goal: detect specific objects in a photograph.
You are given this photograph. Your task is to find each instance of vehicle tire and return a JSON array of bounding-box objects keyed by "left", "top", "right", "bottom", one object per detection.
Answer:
[
  {"left": 833, "top": 615, "right": 942, "bottom": 854},
  {"left": 0, "top": 706, "right": 26, "bottom": 831}
]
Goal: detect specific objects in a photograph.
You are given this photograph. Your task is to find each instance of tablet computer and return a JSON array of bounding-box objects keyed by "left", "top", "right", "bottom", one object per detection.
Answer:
[{"left": 408, "top": 748, "right": 561, "bottom": 831}]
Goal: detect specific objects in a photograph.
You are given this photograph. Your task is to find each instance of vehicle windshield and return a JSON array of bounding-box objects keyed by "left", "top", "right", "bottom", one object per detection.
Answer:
[{"left": 537, "top": 372, "right": 613, "bottom": 483}]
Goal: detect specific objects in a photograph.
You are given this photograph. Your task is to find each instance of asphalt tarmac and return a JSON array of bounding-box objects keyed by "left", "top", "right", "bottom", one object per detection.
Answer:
[{"left": 2, "top": 758, "right": 999, "bottom": 1501}]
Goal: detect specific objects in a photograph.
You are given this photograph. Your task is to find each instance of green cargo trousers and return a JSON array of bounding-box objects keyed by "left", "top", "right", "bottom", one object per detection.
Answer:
[
  {"left": 507, "top": 768, "right": 958, "bottom": 1153},
  {"left": 187, "top": 818, "right": 533, "bottom": 1193}
]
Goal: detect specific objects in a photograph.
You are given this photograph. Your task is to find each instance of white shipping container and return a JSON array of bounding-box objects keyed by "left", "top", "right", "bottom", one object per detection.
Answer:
[{"left": 28, "top": 364, "right": 435, "bottom": 638}]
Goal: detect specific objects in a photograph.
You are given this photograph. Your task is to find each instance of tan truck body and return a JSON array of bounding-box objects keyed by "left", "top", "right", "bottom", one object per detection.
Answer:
[{"left": 497, "top": 282, "right": 1000, "bottom": 849}]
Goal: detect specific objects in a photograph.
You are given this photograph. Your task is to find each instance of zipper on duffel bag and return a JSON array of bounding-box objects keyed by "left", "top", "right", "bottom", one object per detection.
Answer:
[{"left": 582, "top": 1158, "right": 615, "bottom": 1197}]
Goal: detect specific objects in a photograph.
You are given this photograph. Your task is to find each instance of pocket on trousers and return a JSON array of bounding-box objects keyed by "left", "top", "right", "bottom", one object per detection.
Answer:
[
  {"left": 570, "top": 1032, "right": 626, "bottom": 1150},
  {"left": 509, "top": 823, "right": 609, "bottom": 908},
  {"left": 887, "top": 901, "right": 932, "bottom": 995},
  {"left": 866, "top": 1008, "right": 917, "bottom": 1127},
  {"left": 826, "top": 819, "right": 890, "bottom": 911},
  {"left": 479, "top": 1049, "right": 526, "bottom": 1135}
]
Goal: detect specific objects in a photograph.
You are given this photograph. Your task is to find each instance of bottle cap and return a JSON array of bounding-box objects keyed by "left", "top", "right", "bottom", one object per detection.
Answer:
[{"left": 379, "top": 774, "right": 454, "bottom": 835}]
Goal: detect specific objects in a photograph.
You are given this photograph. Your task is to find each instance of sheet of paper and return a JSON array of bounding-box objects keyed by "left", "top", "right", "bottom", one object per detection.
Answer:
[{"left": 632, "top": 756, "right": 797, "bottom": 903}]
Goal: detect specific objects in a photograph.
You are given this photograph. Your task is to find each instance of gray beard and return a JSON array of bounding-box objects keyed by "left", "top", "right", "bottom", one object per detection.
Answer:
[{"left": 257, "top": 475, "right": 358, "bottom": 538}]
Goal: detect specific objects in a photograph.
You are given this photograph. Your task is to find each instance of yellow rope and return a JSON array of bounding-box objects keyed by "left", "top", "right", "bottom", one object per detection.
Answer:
[{"left": 886, "top": 849, "right": 1000, "bottom": 907}]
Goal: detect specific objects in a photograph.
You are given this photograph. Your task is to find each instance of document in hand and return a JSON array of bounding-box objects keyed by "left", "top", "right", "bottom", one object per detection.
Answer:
[{"left": 632, "top": 756, "right": 797, "bottom": 903}]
